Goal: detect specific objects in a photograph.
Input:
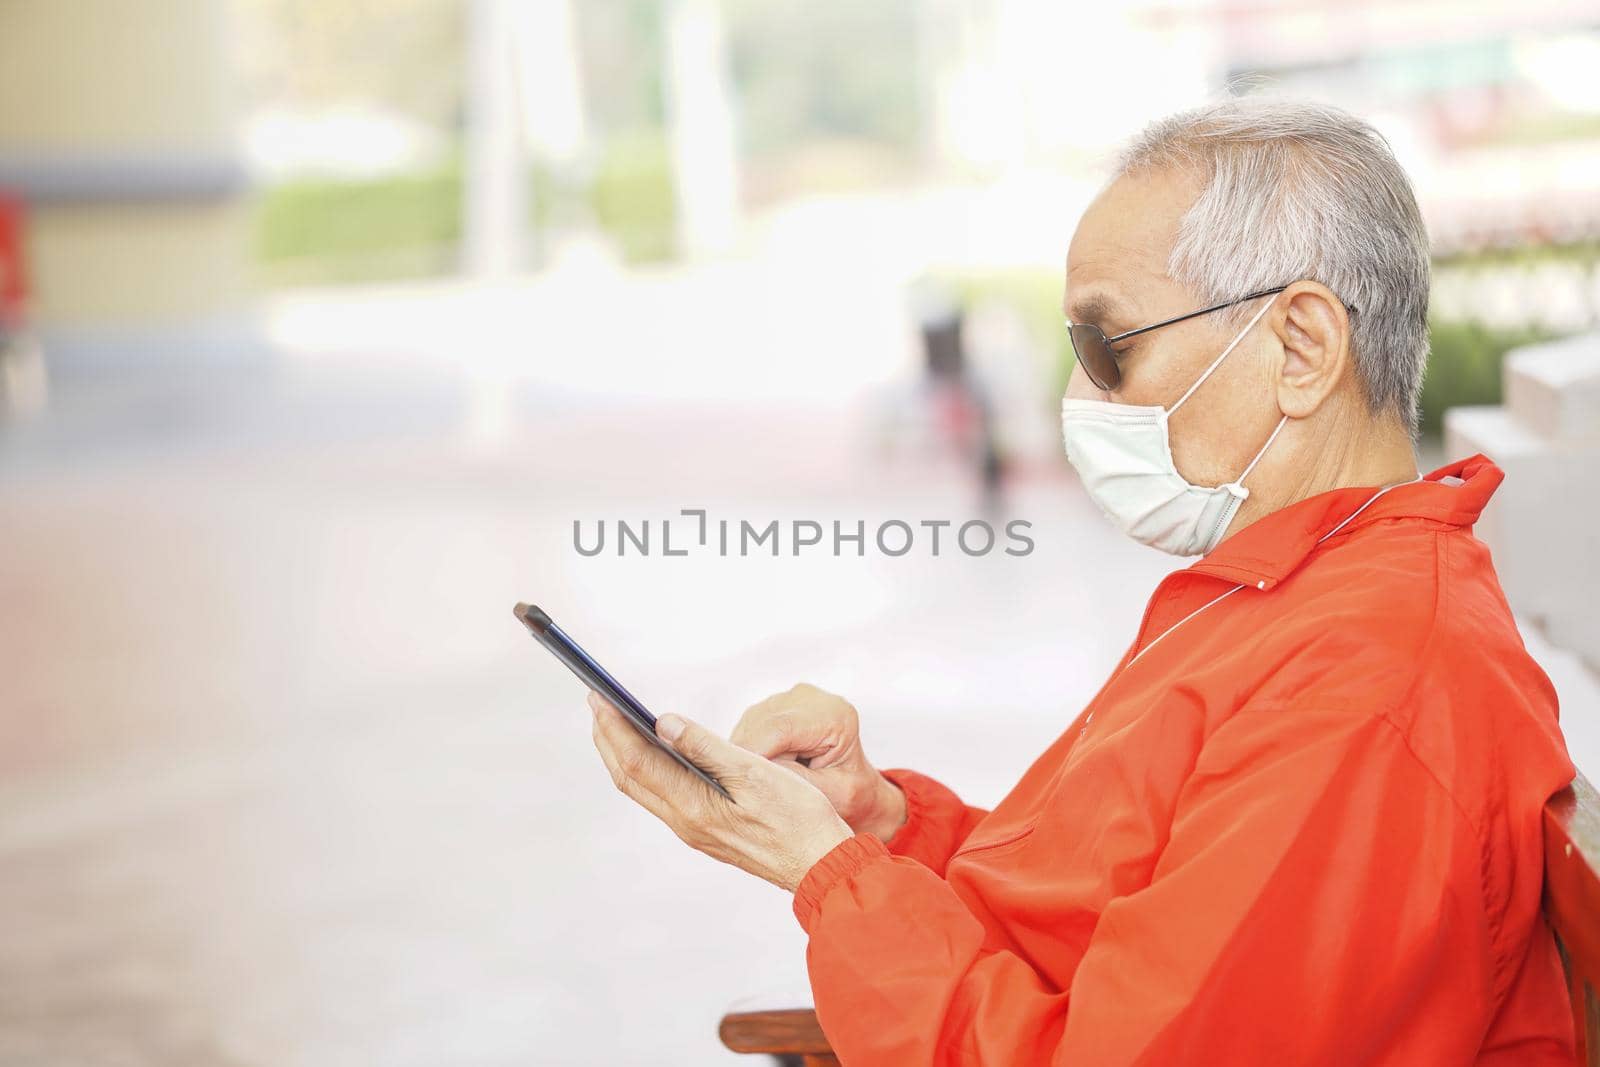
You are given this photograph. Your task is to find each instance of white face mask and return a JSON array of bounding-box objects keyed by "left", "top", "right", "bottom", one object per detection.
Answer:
[{"left": 1060, "top": 296, "right": 1287, "bottom": 557}]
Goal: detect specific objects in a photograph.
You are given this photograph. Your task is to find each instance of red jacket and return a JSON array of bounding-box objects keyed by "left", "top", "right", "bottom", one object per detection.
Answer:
[{"left": 793, "top": 454, "right": 1577, "bottom": 1066}]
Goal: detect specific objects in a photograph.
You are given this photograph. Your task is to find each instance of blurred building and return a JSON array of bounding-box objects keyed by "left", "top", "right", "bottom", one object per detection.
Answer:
[{"left": 0, "top": 0, "right": 253, "bottom": 382}]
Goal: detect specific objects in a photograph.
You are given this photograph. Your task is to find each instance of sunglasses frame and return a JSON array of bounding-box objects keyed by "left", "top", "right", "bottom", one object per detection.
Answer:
[{"left": 1068, "top": 284, "right": 1347, "bottom": 391}]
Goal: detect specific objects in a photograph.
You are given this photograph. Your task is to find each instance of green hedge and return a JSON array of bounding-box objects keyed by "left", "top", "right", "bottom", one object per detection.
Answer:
[
  {"left": 253, "top": 167, "right": 464, "bottom": 286},
  {"left": 587, "top": 129, "right": 677, "bottom": 264},
  {"left": 253, "top": 135, "right": 678, "bottom": 286},
  {"left": 1416, "top": 321, "right": 1555, "bottom": 437}
]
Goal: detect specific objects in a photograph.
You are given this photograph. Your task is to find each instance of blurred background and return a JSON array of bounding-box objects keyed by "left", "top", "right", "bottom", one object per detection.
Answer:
[{"left": 2, "top": 1, "right": 1598, "bottom": 1063}]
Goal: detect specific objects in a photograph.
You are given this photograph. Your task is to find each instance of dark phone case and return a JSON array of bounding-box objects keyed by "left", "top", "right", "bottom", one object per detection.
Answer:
[{"left": 514, "top": 603, "right": 732, "bottom": 800}]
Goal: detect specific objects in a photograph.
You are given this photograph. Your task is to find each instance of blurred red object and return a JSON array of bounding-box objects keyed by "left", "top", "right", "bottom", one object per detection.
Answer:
[{"left": 0, "top": 192, "right": 28, "bottom": 330}]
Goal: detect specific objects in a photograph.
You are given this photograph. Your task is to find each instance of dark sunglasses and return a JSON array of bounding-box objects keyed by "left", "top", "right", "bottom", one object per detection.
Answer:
[{"left": 1067, "top": 285, "right": 1299, "bottom": 391}]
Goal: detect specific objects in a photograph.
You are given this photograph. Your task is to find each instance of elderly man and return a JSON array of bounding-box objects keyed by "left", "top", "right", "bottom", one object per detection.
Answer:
[{"left": 588, "top": 98, "right": 1578, "bottom": 1065}]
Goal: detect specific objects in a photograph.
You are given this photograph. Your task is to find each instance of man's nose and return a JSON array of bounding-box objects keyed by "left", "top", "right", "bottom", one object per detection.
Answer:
[{"left": 1064, "top": 359, "right": 1113, "bottom": 402}]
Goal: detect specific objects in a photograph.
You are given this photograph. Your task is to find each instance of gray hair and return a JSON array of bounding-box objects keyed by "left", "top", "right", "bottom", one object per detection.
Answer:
[{"left": 1114, "top": 97, "right": 1431, "bottom": 436}]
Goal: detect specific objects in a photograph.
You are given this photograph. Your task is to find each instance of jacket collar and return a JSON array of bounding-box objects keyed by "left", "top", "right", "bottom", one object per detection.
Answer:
[{"left": 1187, "top": 453, "right": 1504, "bottom": 591}]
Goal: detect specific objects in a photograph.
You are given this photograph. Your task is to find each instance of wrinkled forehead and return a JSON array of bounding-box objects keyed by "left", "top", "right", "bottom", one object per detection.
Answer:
[{"left": 1064, "top": 168, "right": 1201, "bottom": 331}]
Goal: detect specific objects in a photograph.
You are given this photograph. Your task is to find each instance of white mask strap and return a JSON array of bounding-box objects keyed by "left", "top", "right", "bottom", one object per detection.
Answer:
[
  {"left": 1230, "top": 413, "right": 1289, "bottom": 492},
  {"left": 1168, "top": 295, "right": 1278, "bottom": 416}
]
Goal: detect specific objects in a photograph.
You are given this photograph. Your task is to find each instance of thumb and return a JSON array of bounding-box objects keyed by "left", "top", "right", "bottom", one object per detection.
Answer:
[
  {"left": 658, "top": 714, "right": 759, "bottom": 775},
  {"left": 770, "top": 754, "right": 826, "bottom": 788}
]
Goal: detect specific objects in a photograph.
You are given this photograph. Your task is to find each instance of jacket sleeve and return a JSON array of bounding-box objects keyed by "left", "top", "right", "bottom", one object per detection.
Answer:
[
  {"left": 793, "top": 707, "right": 1491, "bottom": 1067},
  {"left": 877, "top": 767, "right": 990, "bottom": 875}
]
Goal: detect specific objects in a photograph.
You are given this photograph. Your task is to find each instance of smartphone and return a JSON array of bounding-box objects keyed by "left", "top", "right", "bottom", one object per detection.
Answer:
[{"left": 513, "top": 603, "right": 731, "bottom": 800}]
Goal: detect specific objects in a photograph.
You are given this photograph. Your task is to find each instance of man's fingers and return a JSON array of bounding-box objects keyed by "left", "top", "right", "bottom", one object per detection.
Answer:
[
  {"left": 592, "top": 698, "right": 730, "bottom": 818},
  {"left": 593, "top": 728, "right": 682, "bottom": 829},
  {"left": 769, "top": 754, "right": 828, "bottom": 789},
  {"left": 660, "top": 714, "right": 761, "bottom": 778},
  {"left": 730, "top": 708, "right": 796, "bottom": 758},
  {"left": 591, "top": 698, "right": 675, "bottom": 805}
]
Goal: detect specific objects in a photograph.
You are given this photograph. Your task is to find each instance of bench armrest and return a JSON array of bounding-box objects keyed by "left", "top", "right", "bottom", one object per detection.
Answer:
[
  {"left": 1543, "top": 771, "right": 1600, "bottom": 1066},
  {"left": 719, "top": 1007, "right": 834, "bottom": 1058}
]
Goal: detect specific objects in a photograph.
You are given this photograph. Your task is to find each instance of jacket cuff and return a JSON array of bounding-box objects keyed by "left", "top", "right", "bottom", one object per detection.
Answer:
[
  {"left": 879, "top": 767, "right": 938, "bottom": 856},
  {"left": 792, "top": 831, "right": 892, "bottom": 933}
]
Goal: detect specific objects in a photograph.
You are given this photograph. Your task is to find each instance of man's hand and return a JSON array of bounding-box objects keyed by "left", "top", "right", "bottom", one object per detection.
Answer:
[
  {"left": 730, "top": 683, "right": 908, "bottom": 843},
  {"left": 589, "top": 692, "right": 854, "bottom": 893}
]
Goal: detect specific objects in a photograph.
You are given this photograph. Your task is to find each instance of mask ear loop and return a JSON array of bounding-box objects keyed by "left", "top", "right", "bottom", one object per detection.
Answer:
[
  {"left": 1160, "top": 293, "right": 1286, "bottom": 504},
  {"left": 1197, "top": 413, "right": 1286, "bottom": 550},
  {"left": 1165, "top": 295, "right": 1280, "bottom": 418},
  {"left": 1223, "top": 413, "right": 1290, "bottom": 499}
]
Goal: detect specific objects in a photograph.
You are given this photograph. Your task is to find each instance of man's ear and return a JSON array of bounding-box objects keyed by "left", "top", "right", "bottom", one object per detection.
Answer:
[{"left": 1271, "top": 281, "right": 1353, "bottom": 419}]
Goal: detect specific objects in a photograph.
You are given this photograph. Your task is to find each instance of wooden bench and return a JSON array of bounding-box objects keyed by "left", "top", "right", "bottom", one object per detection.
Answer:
[
  {"left": 721, "top": 771, "right": 1600, "bottom": 1065},
  {"left": 719, "top": 1007, "right": 838, "bottom": 1067},
  {"left": 1546, "top": 771, "right": 1600, "bottom": 1066}
]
